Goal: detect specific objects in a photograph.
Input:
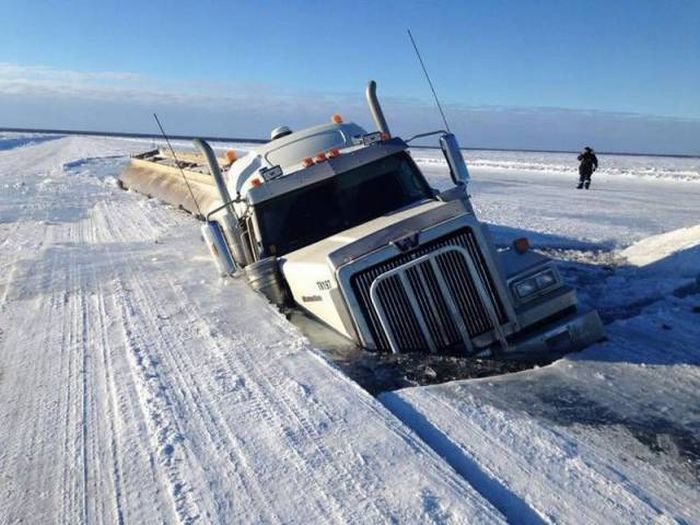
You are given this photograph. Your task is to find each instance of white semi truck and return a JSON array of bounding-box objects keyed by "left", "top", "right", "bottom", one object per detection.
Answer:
[{"left": 120, "top": 81, "right": 604, "bottom": 357}]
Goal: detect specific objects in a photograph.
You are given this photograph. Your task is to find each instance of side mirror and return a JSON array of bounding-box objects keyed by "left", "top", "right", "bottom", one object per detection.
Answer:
[{"left": 439, "top": 133, "right": 470, "bottom": 187}]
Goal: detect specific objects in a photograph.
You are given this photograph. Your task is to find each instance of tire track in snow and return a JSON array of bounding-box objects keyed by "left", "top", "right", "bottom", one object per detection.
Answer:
[
  {"left": 53, "top": 228, "right": 122, "bottom": 524},
  {"left": 87, "top": 248, "right": 178, "bottom": 523},
  {"left": 96, "top": 200, "right": 285, "bottom": 523},
  {"left": 57, "top": 244, "right": 82, "bottom": 524},
  {"left": 111, "top": 278, "right": 202, "bottom": 523},
  {"left": 98, "top": 199, "right": 348, "bottom": 521},
  {"left": 152, "top": 264, "right": 378, "bottom": 521},
  {"left": 224, "top": 336, "right": 386, "bottom": 523},
  {"left": 77, "top": 261, "right": 90, "bottom": 525},
  {"left": 0, "top": 230, "right": 87, "bottom": 523},
  {"left": 161, "top": 267, "right": 468, "bottom": 523},
  {"left": 79, "top": 211, "right": 194, "bottom": 522},
  {"left": 95, "top": 197, "right": 389, "bottom": 523},
  {"left": 116, "top": 278, "right": 282, "bottom": 523},
  {"left": 162, "top": 308, "right": 350, "bottom": 523},
  {"left": 0, "top": 218, "right": 182, "bottom": 523},
  {"left": 93, "top": 200, "right": 244, "bottom": 522},
  {"left": 91, "top": 201, "right": 216, "bottom": 524},
  {"left": 95, "top": 294, "right": 127, "bottom": 525}
]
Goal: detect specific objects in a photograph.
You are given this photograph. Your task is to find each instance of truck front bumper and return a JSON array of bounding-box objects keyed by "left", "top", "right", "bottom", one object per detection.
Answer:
[{"left": 503, "top": 308, "right": 605, "bottom": 358}]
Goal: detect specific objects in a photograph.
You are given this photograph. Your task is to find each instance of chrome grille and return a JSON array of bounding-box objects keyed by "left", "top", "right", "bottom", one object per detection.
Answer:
[{"left": 350, "top": 228, "right": 507, "bottom": 352}]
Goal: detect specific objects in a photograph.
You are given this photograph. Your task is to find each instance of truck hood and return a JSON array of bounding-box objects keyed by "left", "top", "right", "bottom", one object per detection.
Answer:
[{"left": 281, "top": 199, "right": 470, "bottom": 269}]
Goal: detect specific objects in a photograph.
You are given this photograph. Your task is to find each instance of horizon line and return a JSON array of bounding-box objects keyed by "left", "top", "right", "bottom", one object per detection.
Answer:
[{"left": 2, "top": 125, "right": 698, "bottom": 160}]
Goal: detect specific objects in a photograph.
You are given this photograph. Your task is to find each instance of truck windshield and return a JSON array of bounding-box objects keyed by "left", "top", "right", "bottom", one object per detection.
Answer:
[{"left": 255, "top": 152, "right": 434, "bottom": 255}]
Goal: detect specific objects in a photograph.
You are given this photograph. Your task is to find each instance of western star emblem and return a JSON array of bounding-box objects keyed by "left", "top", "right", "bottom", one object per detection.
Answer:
[{"left": 393, "top": 232, "right": 419, "bottom": 252}]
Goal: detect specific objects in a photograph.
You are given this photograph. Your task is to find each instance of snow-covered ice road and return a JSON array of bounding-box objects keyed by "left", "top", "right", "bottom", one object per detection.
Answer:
[
  {"left": 0, "top": 136, "right": 503, "bottom": 523},
  {"left": 1, "top": 133, "right": 698, "bottom": 524}
]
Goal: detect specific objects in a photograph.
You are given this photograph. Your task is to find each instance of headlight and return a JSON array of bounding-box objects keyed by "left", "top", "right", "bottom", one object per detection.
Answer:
[
  {"left": 512, "top": 268, "right": 559, "bottom": 300},
  {"left": 535, "top": 271, "right": 557, "bottom": 289},
  {"left": 514, "top": 279, "right": 538, "bottom": 298}
]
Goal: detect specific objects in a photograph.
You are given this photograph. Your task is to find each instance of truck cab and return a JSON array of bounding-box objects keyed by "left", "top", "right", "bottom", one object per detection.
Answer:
[{"left": 200, "top": 82, "right": 604, "bottom": 357}]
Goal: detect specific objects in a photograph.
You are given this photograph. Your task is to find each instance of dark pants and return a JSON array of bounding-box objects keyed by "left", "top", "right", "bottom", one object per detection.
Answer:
[{"left": 579, "top": 170, "right": 592, "bottom": 187}]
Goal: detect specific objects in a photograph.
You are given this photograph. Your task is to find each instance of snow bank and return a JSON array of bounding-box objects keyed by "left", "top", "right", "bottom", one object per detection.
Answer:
[{"left": 620, "top": 224, "right": 700, "bottom": 274}]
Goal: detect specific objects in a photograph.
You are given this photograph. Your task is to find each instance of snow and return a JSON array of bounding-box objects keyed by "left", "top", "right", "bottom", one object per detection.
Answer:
[
  {"left": 414, "top": 148, "right": 700, "bottom": 183},
  {"left": 415, "top": 148, "right": 700, "bottom": 248},
  {"left": 620, "top": 224, "right": 700, "bottom": 269},
  {"left": 1, "top": 132, "right": 698, "bottom": 523}
]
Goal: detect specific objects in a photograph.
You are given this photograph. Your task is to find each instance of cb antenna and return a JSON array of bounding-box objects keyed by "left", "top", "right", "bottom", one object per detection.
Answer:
[
  {"left": 407, "top": 29, "right": 451, "bottom": 132},
  {"left": 153, "top": 113, "right": 203, "bottom": 218}
]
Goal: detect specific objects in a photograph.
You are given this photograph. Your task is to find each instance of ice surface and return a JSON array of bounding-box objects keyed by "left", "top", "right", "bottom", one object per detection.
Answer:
[
  {"left": 414, "top": 149, "right": 700, "bottom": 249},
  {"left": 414, "top": 148, "right": 700, "bottom": 182}
]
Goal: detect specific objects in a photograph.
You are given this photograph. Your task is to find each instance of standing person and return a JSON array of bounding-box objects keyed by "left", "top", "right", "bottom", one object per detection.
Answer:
[{"left": 577, "top": 146, "right": 598, "bottom": 189}]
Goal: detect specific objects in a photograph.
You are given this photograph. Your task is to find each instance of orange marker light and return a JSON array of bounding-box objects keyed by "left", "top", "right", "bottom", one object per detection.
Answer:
[
  {"left": 380, "top": 132, "right": 391, "bottom": 141},
  {"left": 327, "top": 148, "right": 340, "bottom": 158},
  {"left": 331, "top": 113, "right": 343, "bottom": 124},
  {"left": 302, "top": 157, "right": 314, "bottom": 168},
  {"left": 226, "top": 149, "right": 237, "bottom": 163},
  {"left": 314, "top": 152, "right": 327, "bottom": 163},
  {"left": 251, "top": 178, "right": 262, "bottom": 187},
  {"left": 513, "top": 237, "right": 530, "bottom": 253}
]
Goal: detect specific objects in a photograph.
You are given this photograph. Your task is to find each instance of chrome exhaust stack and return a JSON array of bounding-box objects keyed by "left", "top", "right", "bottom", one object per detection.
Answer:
[
  {"left": 193, "top": 138, "right": 234, "bottom": 211},
  {"left": 365, "top": 80, "right": 391, "bottom": 136},
  {"left": 193, "top": 138, "right": 250, "bottom": 269}
]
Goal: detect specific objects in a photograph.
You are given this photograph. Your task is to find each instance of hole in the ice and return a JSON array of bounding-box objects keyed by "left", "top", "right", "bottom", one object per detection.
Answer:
[{"left": 286, "top": 310, "right": 545, "bottom": 396}]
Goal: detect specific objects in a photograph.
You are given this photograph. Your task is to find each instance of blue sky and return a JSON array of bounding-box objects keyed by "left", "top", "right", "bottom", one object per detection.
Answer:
[{"left": 1, "top": 0, "right": 699, "bottom": 154}]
